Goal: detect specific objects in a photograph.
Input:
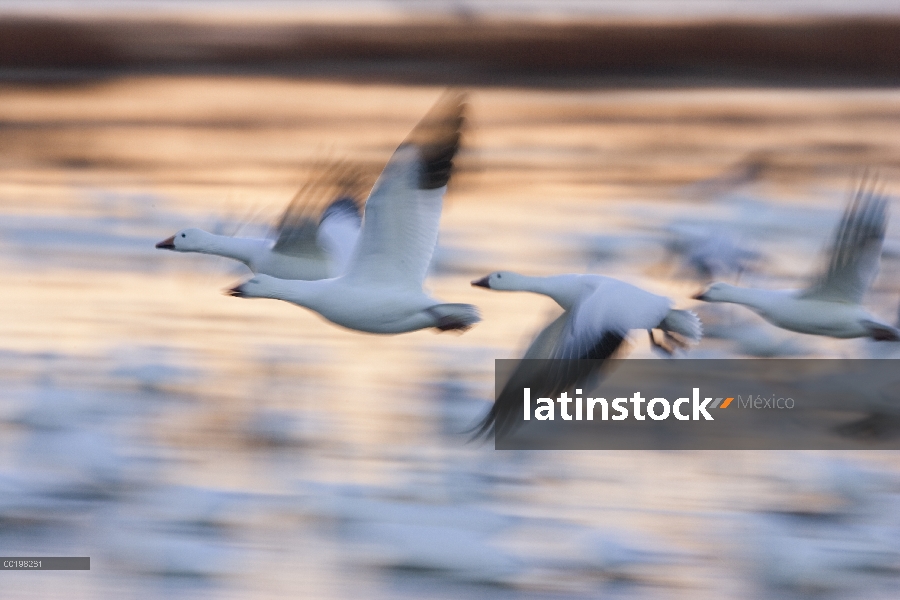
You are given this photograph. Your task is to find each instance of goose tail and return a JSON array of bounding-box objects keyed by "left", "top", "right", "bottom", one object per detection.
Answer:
[
  {"left": 430, "top": 303, "right": 481, "bottom": 332},
  {"left": 661, "top": 309, "right": 703, "bottom": 344}
]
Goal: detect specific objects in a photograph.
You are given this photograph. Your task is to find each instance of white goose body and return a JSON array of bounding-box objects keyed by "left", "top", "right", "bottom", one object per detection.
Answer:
[
  {"left": 505, "top": 274, "right": 673, "bottom": 341},
  {"left": 237, "top": 275, "right": 472, "bottom": 334},
  {"left": 473, "top": 272, "right": 698, "bottom": 357},
  {"left": 695, "top": 179, "right": 899, "bottom": 341},
  {"left": 253, "top": 243, "right": 333, "bottom": 280},
  {"left": 573, "top": 276, "right": 672, "bottom": 335},
  {"left": 228, "top": 93, "right": 480, "bottom": 335},
  {"left": 702, "top": 285, "right": 878, "bottom": 338}
]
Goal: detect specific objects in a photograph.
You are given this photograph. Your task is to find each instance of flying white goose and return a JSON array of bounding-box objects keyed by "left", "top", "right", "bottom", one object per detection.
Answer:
[
  {"left": 155, "top": 162, "right": 364, "bottom": 279},
  {"left": 227, "top": 93, "right": 480, "bottom": 335},
  {"left": 694, "top": 177, "right": 899, "bottom": 340},
  {"left": 470, "top": 271, "right": 702, "bottom": 436}
]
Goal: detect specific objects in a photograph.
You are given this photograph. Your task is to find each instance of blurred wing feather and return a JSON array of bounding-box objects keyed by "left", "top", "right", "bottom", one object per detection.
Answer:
[
  {"left": 272, "top": 161, "right": 365, "bottom": 260},
  {"left": 472, "top": 310, "right": 626, "bottom": 440},
  {"left": 316, "top": 198, "right": 362, "bottom": 276},
  {"left": 342, "top": 93, "right": 465, "bottom": 289},
  {"left": 801, "top": 176, "right": 888, "bottom": 304}
]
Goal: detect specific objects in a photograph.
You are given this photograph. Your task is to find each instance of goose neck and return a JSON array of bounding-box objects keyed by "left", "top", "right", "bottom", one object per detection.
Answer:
[
  {"left": 720, "top": 286, "right": 776, "bottom": 309},
  {"left": 509, "top": 274, "right": 579, "bottom": 309},
  {"left": 201, "top": 235, "right": 264, "bottom": 265}
]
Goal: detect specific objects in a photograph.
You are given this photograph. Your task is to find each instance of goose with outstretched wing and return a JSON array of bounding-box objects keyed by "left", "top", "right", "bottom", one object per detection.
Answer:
[
  {"left": 695, "top": 175, "right": 898, "bottom": 341},
  {"left": 470, "top": 271, "right": 702, "bottom": 438},
  {"left": 227, "top": 92, "right": 480, "bottom": 335}
]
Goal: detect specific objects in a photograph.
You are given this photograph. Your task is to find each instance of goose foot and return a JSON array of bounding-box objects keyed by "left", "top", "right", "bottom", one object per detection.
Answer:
[{"left": 648, "top": 329, "right": 673, "bottom": 356}]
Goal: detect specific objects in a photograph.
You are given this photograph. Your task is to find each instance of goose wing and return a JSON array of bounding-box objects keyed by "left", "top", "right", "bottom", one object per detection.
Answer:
[
  {"left": 472, "top": 309, "right": 628, "bottom": 440},
  {"left": 316, "top": 199, "right": 362, "bottom": 276},
  {"left": 272, "top": 161, "right": 365, "bottom": 262},
  {"left": 341, "top": 93, "right": 465, "bottom": 290},
  {"left": 800, "top": 176, "right": 888, "bottom": 304}
]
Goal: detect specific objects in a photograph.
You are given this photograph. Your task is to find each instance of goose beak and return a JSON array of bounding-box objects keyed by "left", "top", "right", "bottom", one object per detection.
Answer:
[
  {"left": 692, "top": 290, "right": 708, "bottom": 301},
  {"left": 155, "top": 235, "right": 176, "bottom": 250},
  {"left": 225, "top": 285, "right": 245, "bottom": 298},
  {"left": 471, "top": 276, "right": 490, "bottom": 289}
]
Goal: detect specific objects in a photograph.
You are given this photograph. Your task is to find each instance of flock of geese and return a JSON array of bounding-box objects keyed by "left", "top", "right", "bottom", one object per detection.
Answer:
[{"left": 155, "top": 92, "right": 896, "bottom": 435}]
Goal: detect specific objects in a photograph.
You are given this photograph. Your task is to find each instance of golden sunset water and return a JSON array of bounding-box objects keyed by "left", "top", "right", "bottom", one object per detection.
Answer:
[{"left": 2, "top": 75, "right": 900, "bottom": 598}]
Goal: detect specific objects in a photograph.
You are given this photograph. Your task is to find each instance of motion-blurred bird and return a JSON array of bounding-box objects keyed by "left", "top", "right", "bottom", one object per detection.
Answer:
[
  {"left": 694, "top": 176, "right": 899, "bottom": 340},
  {"left": 228, "top": 93, "right": 480, "bottom": 334},
  {"left": 661, "top": 224, "right": 760, "bottom": 282},
  {"left": 470, "top": 271, "right": 702, "bottom": 437},
  {"left": 155, "top": 161, "right": 365, "bottom": 279}
]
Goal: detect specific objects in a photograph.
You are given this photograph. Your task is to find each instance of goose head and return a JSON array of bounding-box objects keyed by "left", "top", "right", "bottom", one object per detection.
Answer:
[
  {"left": 471, "top": 271, "right": 521, "bottom": 291},
  {"left": 693, "top": 282, "right": 739, "bottom": 303},
  {"left": 155, "top": 228, "right": 210, "bottom": 252}
]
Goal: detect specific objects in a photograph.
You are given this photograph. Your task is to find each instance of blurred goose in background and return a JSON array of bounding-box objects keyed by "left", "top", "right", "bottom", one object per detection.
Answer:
[
  {"left": 658, "top": 154, "right": 768, "bottom": 282},
  {"left": 470, "top": 271, "right": 702, "bottom": 437},
  {"left": 660, "top": 224, "right": 761, "bottom": 282},
  {"left": 695, "top": 176, "right": 900, "bottom": 341},
  {"left": 678, "top": 151, "right": 770, "bottom": 201},
  {"left": 744, "top": 510, "right": 900, "bottom": 593},
  {"left": 155, "top": 161, "right": 365, "bottom": 279},
  {"left": 739, "top": 458, "right": 900, "bottom": 594},
  {"left": 228, "top": 93, "right": 480, "bottom": 334}
]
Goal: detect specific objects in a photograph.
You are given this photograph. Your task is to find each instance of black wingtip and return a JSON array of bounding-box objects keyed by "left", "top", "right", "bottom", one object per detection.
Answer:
[
  {"left": 405, "top": 91, "right": 467, "bottom": 190},
  {"left": 273, "top": 159, "right": 370, "bottom": 255},
  {"left": 465, "top": 409, "right": 497, "bottom": 444},
  {"left": 581, "top": 331, "right": 627, "bottom": 361},
  {"left": 469, "top": 334, "right": 627, "bottom": 442},
  {"left": 320, "top": 197, "right": 362, "bottom": 225}
]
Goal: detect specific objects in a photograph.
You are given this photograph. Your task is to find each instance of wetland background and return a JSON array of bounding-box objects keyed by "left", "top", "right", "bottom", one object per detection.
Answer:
[{"left": 3, "top": 1, "right": 900, "bottom": 598}]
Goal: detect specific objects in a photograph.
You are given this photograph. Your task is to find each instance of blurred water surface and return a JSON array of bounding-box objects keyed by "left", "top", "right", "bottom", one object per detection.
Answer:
[{"left": 2, "top": 78, "right": 900, "bottom": 598}]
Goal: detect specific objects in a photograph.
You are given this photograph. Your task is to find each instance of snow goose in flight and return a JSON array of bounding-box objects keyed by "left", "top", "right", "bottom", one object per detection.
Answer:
[
  {"left": 470, "top": 271, "right": 702, "bottom": 437},
  {"left": 155, "top": 161, "right": 364, "bottom": 279},
  {"left": 694, "top": 176, "right": 899, "bottom": 340},
  {"left": 227, "top": 93, "right": 480, "bottom": 334}
]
